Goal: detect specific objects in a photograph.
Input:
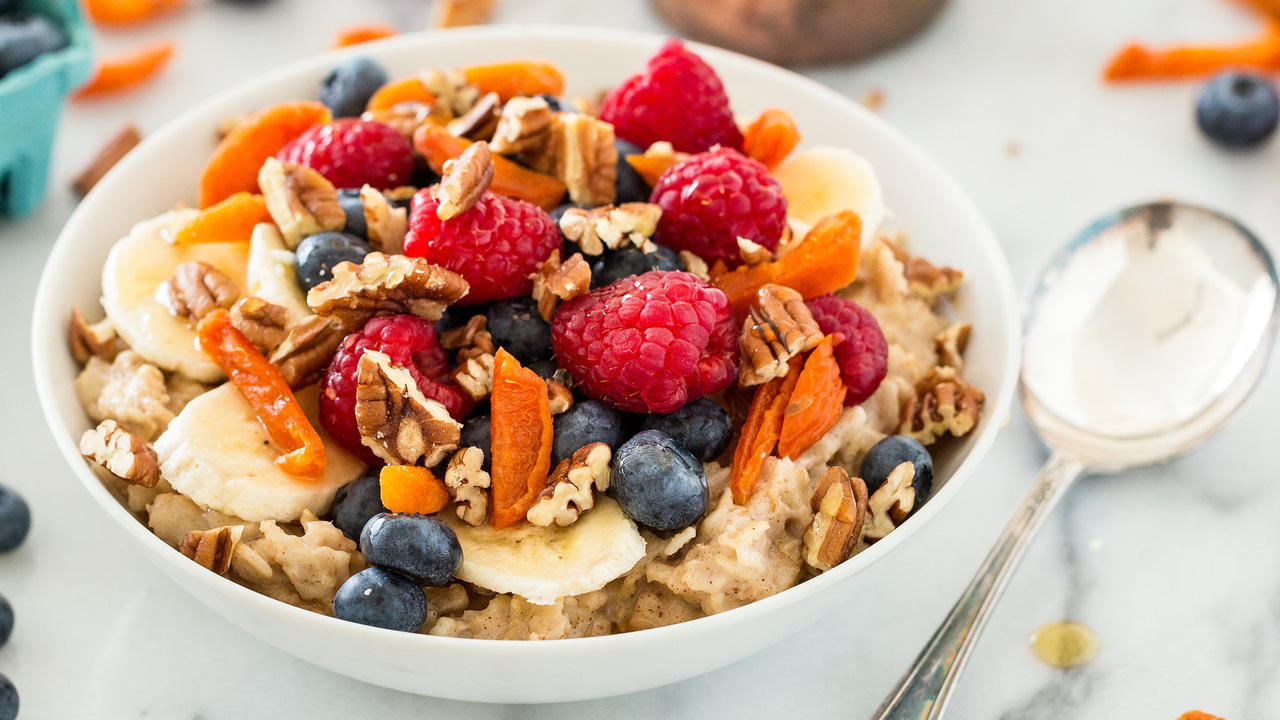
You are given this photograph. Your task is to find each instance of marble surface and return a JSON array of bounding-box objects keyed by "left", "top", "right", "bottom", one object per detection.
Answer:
[{"left": 1, "top": 0, "right": 1278, "bottom": 717}]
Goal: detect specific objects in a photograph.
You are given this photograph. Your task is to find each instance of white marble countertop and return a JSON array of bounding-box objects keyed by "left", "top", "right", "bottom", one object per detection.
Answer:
[{"left": 3, "top": 0, "right": 1279, "bottom": 717}]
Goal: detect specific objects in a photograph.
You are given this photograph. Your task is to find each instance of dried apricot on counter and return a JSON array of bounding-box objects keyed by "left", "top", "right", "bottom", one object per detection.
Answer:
[
  {"left": 730, "top": 357, "right": 802, "bottom": 504},
  {"left": 198, "top": 101, "right": 331, "bottom": 209},
  {"left": 777, "top": 336, "right": 846, "bottom": 459},
  {"left": 463, "top": 60, "right": 565, "bottom": 102},
  {"left": 380, "top": 465, "right": 450, "bottom": 514},
  {"left": 173, "top": 192, "right": 271, "bottom": 245},
  {"left": 85, "top": 0, "right": 183, "bottom": 25},
  {"left": 743, "top": 108, "right": 801, "bottom": 169},
  {"left": 489, "top": 348, "right": 554, "bottom": 528},
  {"left": 1104, "top": 19, "right": 1280, "bottom": 82},
  {"left": 334, "top": 23, "right": 398, "bottom": 49},
  {"left": 366, "top": 76, "right": 437, "bottom": 112},
  {"left": 1176, "top": 713, "right": 1226, "bottom": 720},
  {"left": 76, "top": 42, "right": 176, "bottom": 98},
  {"left": 414, "top": 124, "right": 566, "bottom": 210}
]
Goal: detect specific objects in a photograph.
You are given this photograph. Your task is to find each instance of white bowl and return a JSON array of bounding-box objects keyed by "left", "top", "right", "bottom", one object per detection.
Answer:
[{"left": 32, "top": 26, "right": 1019, "bottom": 703}]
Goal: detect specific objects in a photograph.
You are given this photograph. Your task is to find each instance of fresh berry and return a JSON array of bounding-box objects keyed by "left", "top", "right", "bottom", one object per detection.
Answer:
[
  {"left": 804, "top": 295, "right": 888, "bottom": 405},
  {"left": 552, "top": 399, "right": 626, "bottom": 465},
  {"left": 0, "top": 674, "right": 15, "bottom": 720},
  {"left": 650, "top": 148, "right": 787, "bottom": 267},
  {"left": 485, "top": 297, "right": 553, "bottom": 363},
  {"left": 360, "top": 513, "right": 462, "bottom": 586},
  {"left": 319, "top": 56, "right": 389, "bottom": 118},
  {"left": 0, "top": 486, "right": 29, "bottom": 553},
  {"left": 333, "top": 567, "right": 427, "bottom": 632},
  {"left": 459, "top": 414, "right": 492, "bottom": 469},
  {"left": 640, "top": 398, "right": 732, "bottom": 462},
  {"left": 0, "top": 593, "right": 11, "bottom": 650},
  {"left": 614, "top": 139, "right": 650, "bottom": 204},
  {"left": 404, "top": 190, "right": 560, "bottom": 305},
  {"left": 539, "top": 94, "right": 566, "bottom": 112},
  {"left": 590, "top": 245, "right": 683, "bottom": 289},
  {"left": 330, "top": 475, "right": 388, "bottom": 541},
  {"left": 336, "top": 188, "right": 367, "bottom": 238},
  {"left": 600, "top": 39, "right": 743, "bottom": 154},
  {"left": 277, "top": 118, "right": 414, "bottom": 190},
  {"left": 551, "top": 271, "right": 738, "bottom": 414},
  {"left": 612, "top": 429, "right": 708, "bottom": 531},
  {"left": 860, "top": 435, "right": 934, "bottom": 501},
  {"left": 527, "top": 359, "right": 559, "bottom": 381},
  {"left": 294, "top": 231, "right": 370, "bottom": 292},
  {"left": 0, "top": 14, "right": 66, "bottom": 79},
  {"left": 1196, "top": 71, "right": 1280, "bottom": 148},
  {"left": 321, "top": 315, "right": 471, "bottom": 464}
]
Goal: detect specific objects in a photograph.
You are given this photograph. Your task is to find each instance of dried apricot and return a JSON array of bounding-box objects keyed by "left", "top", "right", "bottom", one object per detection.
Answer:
[
  {"left": 334, "top": 23, "right": 398, "bottom": 49},
  {"left": 379, "top": 465, "right": 450, "bottom": 514},
  {"left": 625, "top": 153, "right": 681, "bottom": 187},
  {"left": 75, "top": 42, "right": 176, "bottom": 98},
  {"left": 489, "top": 348, "right": 554, "bottom": 527},
  {"left": 743, "top": 108, "right": 801, "bottom": 169},
  {"left": 85, "top": 0, "right": 183, "bottom": 25},
  {"left": 414, "top": 124, "right": 566, "bottom": 210},
  {"left": 366, "top": 77, "right": 437, "bottom": 112},
  {"left": 1105, "top": 19, "right": 1280, "bottom": 82},
  {"left": 463, "top": 60, "right": 564, "bottom": 102},
  {"left": 777, "top": 336, "right": 847, "bottom": 459},
  {"left": 1176, "top": 713, "right": 1225, "bottom": 720},
  {"left": 730, "top": 357, "right": 802, "bottom": 504},
  {"left": 173, "top": 192, "right": 271, "bottom": 245},
  {"left": 197, "top": 101, "right": 331, "bottom": 209}
]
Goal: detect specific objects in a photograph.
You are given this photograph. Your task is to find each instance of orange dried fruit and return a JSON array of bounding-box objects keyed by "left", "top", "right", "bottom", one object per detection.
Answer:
[
  {"left": 730, "top": 357, "right": 802, "bottom": 504},
  {"left": 777, "top": 336, "right": 847, "bottom": 459},
  {"left": 366, "top": 76, "right": 437, "bottom": 112},
  {"left": 625, "top": 153, "right": 681, "bottom": 187},
  {"left": 1177, "top": 713, "right": 1226, "bottom": 720},
  {"left": 197, "top": 101, "right": 331, "bottom": 209},
  {"left": 379, "top": 465, "right": 451, "bottom": 515},
  {"left": 333, "top": 23, "right": 398, "bottom": 49},
  {"left": 75, "top": 42, "right": 176, "bottom": 98},
  {"left": 1104, "top": 19, "right": 1280, "bottom": 82},
  {"left": 743, "top": 108, "right": 801, "bottom": 169},
  {"left": 463, "top": 60, "right": 565, "bottom": 102},
  {"left": 172, "top": 192, "right": 271, "bottom": 245},
  {"left": 85, "top": 0, "right": 183, "bottom": 25},
  {"left": 489, "top": 348, "right": 554, "bottom": 528},
  {"left": 413, "top": 124, "right": 566, "bottom": 210}
]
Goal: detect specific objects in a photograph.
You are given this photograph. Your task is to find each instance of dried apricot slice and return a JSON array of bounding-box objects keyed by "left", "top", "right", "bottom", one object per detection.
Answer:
[
  {"left": 173, "top": 192, "right": 271, "bottom": 245},
  {"left": 463, "top": 60, "right": 565, "bottom": 102},
  {"left": 197, "top": 101, "right": 331, "bottom": 209},
  {"left": 414, "top": 124, "right": 566, "bottom": 210},
  {"left": 730, "top": 357, "right": 802, "bottom": 504},
  {"left": 75, "top": 42, "right": 176, "bottom": 98},
  {"left": 743, "top": 108, "right": 801, "bottom": 170},
  {"left": 489, "top": 348, "right": 554, "bottom": 527},
  {"left": 380, "top": 465, "right": 451, "bottom": 514},
  {"left": 1105, "top": 19, "right": 1280, "bottom": 82},
  {"left": 1176, "top": 713, "right": 1225, "bottom": 720},
  {"left": 626, "top": 153, "right": 680, "bottom": 187},
  {"left": 85, "top": 0, "right": 183, "bottom": 25},
  {"left": 334, "top": 23, "right": 398, "bottom": 49},
  {"left": 777, "top": 336, "right": 847, "bottom": 459},
  {"left": 366, "top": 77, "right": 437, "bottom": 112}
]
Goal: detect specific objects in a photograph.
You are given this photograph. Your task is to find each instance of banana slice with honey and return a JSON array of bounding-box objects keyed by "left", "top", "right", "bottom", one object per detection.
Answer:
[{"left": 772, "top": 145, "right": 886, "bottom": 245}]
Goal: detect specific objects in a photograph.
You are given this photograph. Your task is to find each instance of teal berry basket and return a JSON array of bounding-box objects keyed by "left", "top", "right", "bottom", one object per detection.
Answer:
[{"left": 0, "top": 0, "right": 94, "bottom": 217}]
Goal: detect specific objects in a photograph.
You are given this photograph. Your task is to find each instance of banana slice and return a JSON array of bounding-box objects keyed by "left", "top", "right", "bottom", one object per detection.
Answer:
[
  {"left": 246, "top": 223, "right": 311, "bottom": 324},
  {"left": 772, "top": 146, "right": 886, "bottom": 245},
  {"left": 154, "top": 384, "right": 366, "bottom": 523},
  {"left": 101, "top": 210, "right": 250, "bottom": 383},
  {"left": 446, "top": 497, "right": 646, "bottom": 605}
]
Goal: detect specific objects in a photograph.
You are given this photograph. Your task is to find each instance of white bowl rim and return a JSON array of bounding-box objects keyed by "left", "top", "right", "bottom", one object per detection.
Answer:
[{"left": 32, "top": 24, "right": 1021, "bottom": 656}]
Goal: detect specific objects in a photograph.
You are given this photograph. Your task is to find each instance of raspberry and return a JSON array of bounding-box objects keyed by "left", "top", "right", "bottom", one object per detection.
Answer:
[
  {"left": 320, "top": 315, "right": 472, "bottom": 464},
  {"left": 804, "top": 295, "right": 888, "bottom": 406},
  {"left": 650, "top": 147, "right": 787, "bottom": 268},
  {"left": 600, "top": 39, "right": 743, "bottom": 154},
  {"left": 403, "top": 189, "right": 560, "bottom": 305},
  {"left": 277, "top": 118, "right": 414, "bottom": 190},
  {"left": 551, "top": 271, "right": 739, "bottom": 414}
]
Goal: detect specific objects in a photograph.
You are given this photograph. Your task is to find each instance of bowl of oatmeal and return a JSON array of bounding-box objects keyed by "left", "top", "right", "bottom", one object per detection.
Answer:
[{"left": 31, "top": 26, "right": 1018, "bottom": 702}]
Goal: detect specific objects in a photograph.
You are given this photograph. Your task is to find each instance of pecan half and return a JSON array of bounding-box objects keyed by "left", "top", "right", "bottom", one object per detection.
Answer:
[
  {"left": 900, "top": 367, "right": 985, "bottom": 445},
  {"left": 259, "top": 157, "right": 347, "bottom": 249},
  {"left": 490, "top": 96, "right": 555, "bottom": 155},
  {"left": 935, "top": 322, "right": 972, "bottom": 371},
  {"left": 451, "top": 351, "right": 495, "bottom": 402},
  {"left": 355, "top": 349, "right": 461, "bottom": 467},
  {"left": 862, "top": 461, "right": 917, "bottom": 543},
  {"left": 157, "top": 261, "right": 240, "bottom": 325},
  {"left": 180, "top": 525, "right": 243, "bottom": 575},
  {"left": 434, "top": 141, "right": 494, "bottom": 220},
  {"left": 361, "top": 186, "right": 409, "bottom": 255},
  {"left": 523, "top": 113, "right": 617, "bottom": 206},
  {"left": 446, "top": 91, "right": 501, "bottom": 141},
  {"left": 72, "top": 124, "right": 142, "bottom": 196},
  {"left": 444, "top": 446, "right": 490, "bottom": 526},
  {"left": 69, "top": 305, "right": 123, "bottom": 364},
  {"left": 526, "top": 443, "right": 611, "bottom": 527},
  {"left": 79, "top": 419, "right": 160, "bottom": 488},
  {"left": 269, "top": 315, "right": 348, "bottom": 389},
  {"left": 886, "top": 242, "right": 965, "bottom": 302},
  {"left": 230, "top": 296, "right": 291, "bottom": 352},
  {"left": 547, "top": 379, "right": 574, "bottom": 416},
  {"left": 739, "top": 284, "right": 824, "bottom": 386},
  {"left": 802, "top": 466, "right": 869, "bottom": 572},
  {"left": 530, "top": 250, "right": 592, "bottom": 322},
  {"left": 559, "top": 203, "right": 662, "bottom": 256},
  {"left": 307, "top": 252, "right": 470, "bottom": 327},
  {"left": 432, "top": 0, "right": 496, "bottom": 27},
  {"left": 438, "top": 314, "right": 495, "bottom": 361},
  {"left": 737, "top": 237, "right": 775, "bottom": 266}
]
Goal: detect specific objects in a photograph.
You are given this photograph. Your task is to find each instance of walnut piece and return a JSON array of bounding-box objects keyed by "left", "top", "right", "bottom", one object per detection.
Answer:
[
  {"left": 637, "top": 141, "right": 691, "bottom": 169},
  {"left": 435, "top": 141, "right": 494, "bottom": 220},
  {"left": 862, "top": 461, "right": 916, "bottom": 543},
  {"left": 526, "top": 443, "right": 611, "bottom": 527},
  {"left": 802, "top": 466, "right": 868, "bottom": 572},
  {"left": 356, "top": 349, "right": 461, "bottom": 466},
  {"left": 559, "top": 203, "right": 662, "bottom": 256},
  {"left": 361, "top": 186, "right": 408, "bottom": 255},
  {"left": 884, "top": 242, "right": 965, "bottom": 301},
  {"left": 259, "top": 157, "right": 347, "bottom": 249},
  {"left": 900, "top": 367, "right": 985, "bottom": 445},
  {"left": 421, "top": 68, "right": 481, "bottom": 118},
  {"left": 935, "top": 322, "right": 972, "bottom": 371},
  {"left": 452, "top": 351, "right": 495, "bottom": 402},
  {"left": 522, "top": 113, "right": 617, "bottom": 206},
  {"left": 680, "top": 251, "right": 710, "bottom": 281},
  {"left": 530, "top": 250, "right": 592, "bottom": 322},
  {"left": 69, "top": 305, "right": 123, "bottom": 364},
  {"left": 432, "top": 0, "right": 496, "bottom": 27},
  {"left": 490, "top": 96, "right": 555, "bottom": 155},
  {"left": 230, "top": 296, "right": 290, "bottom": 352},
  {"left": 75, "top": 352, "right": 174, "bottom": 441},
  {"left": 269, "top": 315, "right": 347, "bottom": 389},
  {"left": 79, "top": 419, "right": 160, "bottom": 488},
  {"left": 362, "top": 101, "right": 435, "bottom": 139},
  {"left": 547, "top": 379, "right": 574, "bottom": 416},
  {"left": 157, "top": 261, "right": 240, "bottom": 324},
  {"left": 444, "top": 446, "right": 490, "bottom": 526},
  {"left": 439, "top": 315, "right": 495, "bottom": 361},
  {"left": 446, "top": 91, "right": 501, "bottom": 141},
  {"left": 737, "top": 237, "right": 774, "bottom": 267},
  {"left": 307, "top": 252, "right": 470, "bottom": 328},
  {"left": 180, "top": 525, "right": 242, "bottom": 575},
  {"left": 739, "top": 284, "right": 824, "bottom": 386}
]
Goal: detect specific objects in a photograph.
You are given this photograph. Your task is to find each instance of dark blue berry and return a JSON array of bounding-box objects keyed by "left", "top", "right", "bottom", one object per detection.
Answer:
[
  {"left": 333, "top": 567, "right": 427, "bottom": 632},
  {"left": 860, "top": 435, "right": 934, "bottom": 500},
  {"left": 433, "top": 304, "right": 483, "bottom": 337},
  {"left": 527, "top": 359, "right": 559, "bottom": 381},
  {"left": 552, "top": 399, "right": 625, "bottom": 465},
  {"left": 0, "top": 14, "right": 66, "bottom": 79},
  {"left": 539, "top": 94, "right": 566, "bottom": 112},
  {"left": 486, "top": 297, "right": 553, "bottom": 364},
  {"left": 336, "top": 188, "right": 367, "bottom": 239},
  {"left": 1196, "top": 71, "right": 1280, "bottom": 148},
  {"left": 0, "top": 674, "right": 16, "bottom": 720},
  {"left": 330, "top": 476, "right": 387, "bottom": 541},
  {"left": 640, "top": 399, "right": 732, "bottom": 462},
  {"left": 0, "top": 486, "right": 29, "bottom": 553},
  {"left": 612, "top": 429, "right": 707, "bottom": 531},
  {"left": 590, "top": 245, "right": 683, "bottom": 288},
  {"left": 460, "top": 414, "right": 492, "bottom": 469},
  {"left": 294, "top": 232, "right": 370, "bottom": 292},
  {"left": 0, "top": 594, "right": 12, "bottom": 650},
  {"left": 614, "top": 139, "right": 650, "bottom": 204},
  {"left": 319, "top": 56, "right": 390, "bottom": 118},
  {"left": 360, "top": 514, "right": 462, "bottom": 587}
]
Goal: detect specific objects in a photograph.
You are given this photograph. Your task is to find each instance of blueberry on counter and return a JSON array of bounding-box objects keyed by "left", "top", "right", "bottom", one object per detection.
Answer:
[
  {"left": 319, "top": 56, "right": 389, "bottom": 118},
  {"left": 614, "top": 139, "right": 650, "bottom": 204},
  {"left": 552, "top": 399, "right": 625, "bottom": 465},
  {"left": 486, "top": 297, "right": 553, "bottom": 364},
  {"left": 612, "top": 429, "right": 708, "bottom": 531},
  {"left": 360, "top": 514, "right": 462, "bottom": 587},
  {"left": 1196, "top": 71, "right": 1279, "bottom": 148},
  {"left": 333, "top": 567, "right": 428, "bottom": 633},
  {"left": 295, "top": 231, "right": 371, "bottom": 292},
  {"left": 0, "top": 594, "right": 11, "bottom": 650},
  {"left": 330, "top": 476, "right": 388, "bottom": 541},
  {"left": 640, "top": 398, "right": 732, "bottom": 462},
  {"left": 0, "top": 674, "right": 15, "bottom": 720},
  {"left": 0, "top": 486, "right": 29, "bottom": 553},
  {"left": 590, "top": 246, "right": 683, "bottom": 289},
  {"left": 336, "top": 188, "right": 368, "bottom": 239},
  {"left": 859, "top": 435, "right": 934, "bottom": 500},
  {"left": 0, "top": 14, "right": 67, "bottom": 79}
]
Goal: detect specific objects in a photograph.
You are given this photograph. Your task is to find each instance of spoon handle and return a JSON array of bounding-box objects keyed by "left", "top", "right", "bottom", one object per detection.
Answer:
[{"left": 870, "top": 450, "right": 1086, "bottom": 720}]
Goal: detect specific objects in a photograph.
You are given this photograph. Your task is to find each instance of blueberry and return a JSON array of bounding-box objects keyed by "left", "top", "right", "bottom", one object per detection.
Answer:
[
  {"left": 360, "top": 513, "right": 462, "bottom": 587},
  {"left": 0, "top": 594, "right": 12, "bottom": 650},
  {"left": 434, "top": 304, "right": 483, "bottom": 337},
  {"left": 539, "top": 94, "right": 566, "bottom": 112},
  {"left": 460, "top": 414, "right": 492, "bottom": 469},
  {"left": 612, "top": 430, "right": 708, "bottom": 531},
  {"left": 859, "top": 435, "right": 934, "bottom": 500},
  {"left": 319, "top": 56, "right": 390, "bottom": 118},
  {"left": 590, "top": 245, "right": 684, "bottom": 288},
  {"left": 486, "top": 297, "right": 553, "bottom": 363},
  {"left": 333, "top": 567, "right": 427, "bottom": 632},
  {"left": 336, "top": 188, "right": 367, "bottom": 239},
  {"left": 640, "top": 399, "right": 732, "bottom": 462},
  {"left": 330, "top": 476, "right": 387, "bottom": 541},
  {"left": 552, "top": 399, "right": 625, "bottom": 465},
  {"left": 0, "top": 14, "right": 67, "bottom": 78},
  {"left": 1196, "top": 71, "right": 1280, "bottom": 148},
  {"left": 0, "top": 674, "right": 16, "bottom": 720},
  {"left": 527, "top": 358, "right": 559, "bottom": 381},
  {"left": 0, "top": 486, "right": 29, "bottom": 553},
  {"left": 295, "top": 232, "right": 371, "bottom": 292},
  {"left": 614, "top": 139, "right": 650, "bottom": 204}
]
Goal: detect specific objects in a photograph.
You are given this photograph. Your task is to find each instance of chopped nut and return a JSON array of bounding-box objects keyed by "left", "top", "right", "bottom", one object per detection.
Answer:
[
  {"left": 777, "top": 219, "right": 808, "bottom": 257},
  {"left": 356, "top": 349, "right": 461, "bottom": 466},
  {"left": 886, "top": 242, "right": 965, "bottom": 302},
  {"left": 307, "top": 252, "right": 470, "bottom": 328},
  {"left": 361, "top": 185, "right": 409, "bottom": 255},
  {"left": 571, "top": 91, "right": 608, "bottom": 118},
  {"left": 435, "top": 141, "right": 495, "bottom": 220},
  {"left": 75, "top": 352, "right": 174, "bottom": 441},
  {"left": 421, "top": 68, "right": 481, "bottom": 118},
  {"left": 547, "top": 379, "right": 573, "bottom": 415},
  {"left": 432, "top": 0, "right": 496, "bottom": 28},
  {"left": 69, "top": 305, "right": 123, "bottom": 364},
  {"left": 680, "top": 251, "right": 710, "bottom": 281},
  {"left": 180, "top": 525, "right": 243, "bottom": 575},
  {"left": 452, "top": 351, "right": 495, "bottom": 402},
  {"left": 559, "top": 203, "right": 662, "bottom": 256},
  {"left": 862, "top": 462, "right": 916, "bottom": 542},
  {"left": 439, "top": 315, "right": 495, "bottom": 360},
  {"left": 444, "top": 447, "right": 490, "bottom": 526},
  {"left": 447, "top": 91, "right": 501, "bottom": 141},
  {"left": 79, "top": 419, "right": 160, "bottom": 488},
  {"left": 638, "top": 141, "right": 691, "bottom": 168},
  {"left": 530, "top": 250, "right": 591, "bottom": 322},
  {"left": 269, "top": 315, "right": 348, "bottom": 389},
  {"left": 230, "top": 296, "right": 291, "bottom": 352},
  {"left": 157, "top": 261, "right": 240, "bottom": 325},
  {"left": 802, "top": 466, "right": 868, "bottom": 571},
  {"left": 489, "top": 96, "right": 554, "bottom": 155},
  {"left": 522, "top": 113, "right": 617, "bottom": 206},
  {"left": 935, "top": 322, "right": 972, "bottom": 371},
  {"left": 739, "top": 284, "right": 824, "bottom": 386},
  {"left": 900, "top": 367, "right": 985, "bottom": 445},
  {"left": 72, "top": 124, "right": 142, "bottom": 196},
  {"left": 526, "top": 443, "right": 611, "bottom": 527},
  {"left": 361, "top": 101, "right": 434, "bottom": 139},
  {"left": 259, "top": 157, "right": 347, "bottom": 249},
  {"left": 737, "top": 237, "right": 774, "bottom": 266}
]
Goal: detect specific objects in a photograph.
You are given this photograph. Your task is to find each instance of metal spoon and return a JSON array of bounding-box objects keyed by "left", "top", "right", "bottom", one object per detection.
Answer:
[{"left": 873, "top": 201, "right": 1280, "bottom": 719}]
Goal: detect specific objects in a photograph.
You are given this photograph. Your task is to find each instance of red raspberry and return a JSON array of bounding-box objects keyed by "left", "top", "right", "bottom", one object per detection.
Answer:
[
  {"left": 600, "top": 39, "right": 743, "bottom": 154},
  {"left": 277, "top": 118, "right": 414, "bottom": 190},
  {"left": 650, "top": 147, "right": 787, "bottom": 268},
  {"left": 320, "top": 315, "right": 472, "bottom": 465},
  {"left": 804, "top": 295, "right": 888, "bottom": 406},
  {"left": 551, "top": 271, "right": 739, "bottom": 414},
  {"left": 403, "top": 189, "right": 560, "bottom": 305}
]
